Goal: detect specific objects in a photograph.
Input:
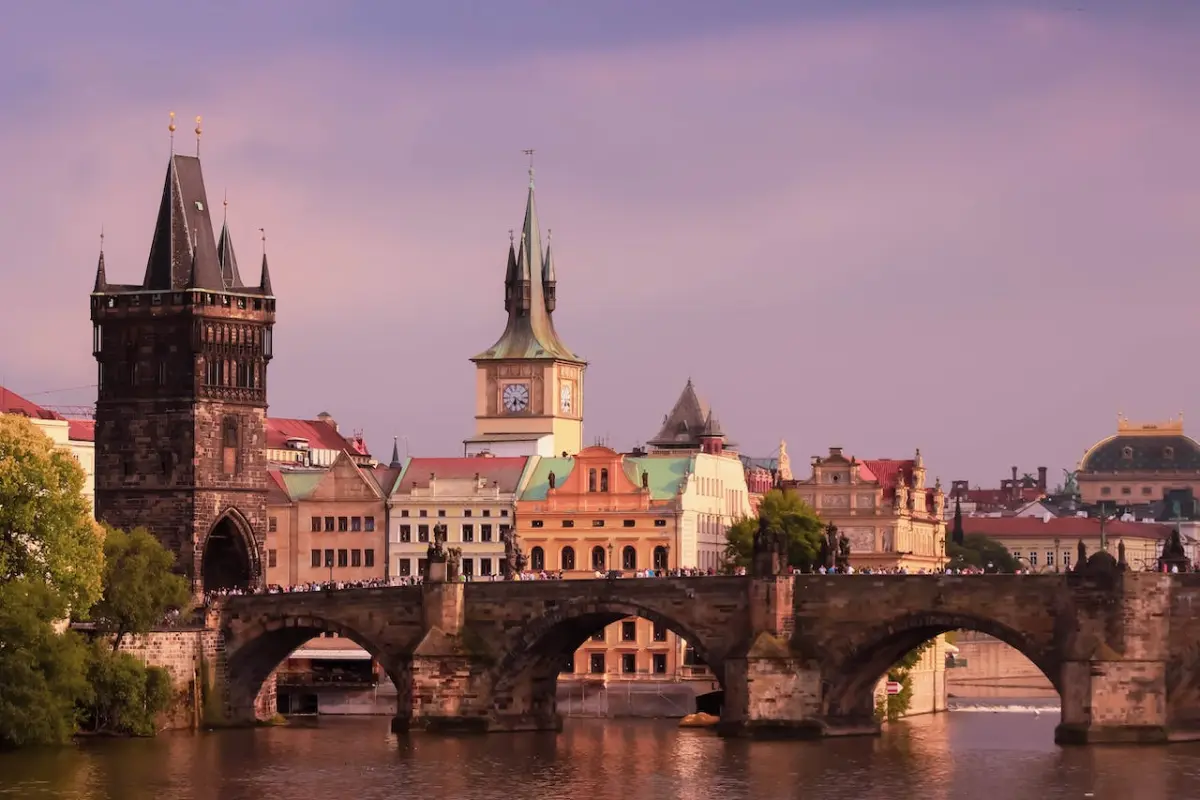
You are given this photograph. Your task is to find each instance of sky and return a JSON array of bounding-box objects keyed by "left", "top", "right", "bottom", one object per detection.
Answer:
[{"left": 2, "top": 1, "right": 1199, "bottom": 488}]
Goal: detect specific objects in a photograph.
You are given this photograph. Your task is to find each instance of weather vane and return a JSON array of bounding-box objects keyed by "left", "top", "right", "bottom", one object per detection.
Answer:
[
  {"left": 522, "top": 148, "right": 535, "bottom": 187},
  {"left": 194, "top": 115, "right": 203, "bottom": 157}
]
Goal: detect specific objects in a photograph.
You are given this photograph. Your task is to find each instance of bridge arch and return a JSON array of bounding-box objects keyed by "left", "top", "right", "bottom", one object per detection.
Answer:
[
  {"left": 821, "top": 611, "right": 1060, "bottom": 719},
  {"left": 222, "top": 611, "right": 408, "bottom": 723},
  {"left": 487, "top": 594, "right": 725, "bottom": 729}
]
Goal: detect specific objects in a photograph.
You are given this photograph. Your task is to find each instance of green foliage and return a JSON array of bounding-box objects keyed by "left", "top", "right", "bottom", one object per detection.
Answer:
[
  {"left": 80, "top": 643, "right": 173, "bottom": 737},
  {"left": 724, "top": 489, "right": 824, "bottom": 571},
  {"left": 0, "top": 415, "right": 104, "bottom": 612},
  {"left": 946, "top": 533, "right": 1020, "bottom": 573},
  {"left": 0, "top": 580, "right": 92, "bottom": 749},
  {"left": 90, "top": 525, "right": 191, "bottom": 648},
  {"left": 875, "top": 640, "right": 935, "bottom": 722}
]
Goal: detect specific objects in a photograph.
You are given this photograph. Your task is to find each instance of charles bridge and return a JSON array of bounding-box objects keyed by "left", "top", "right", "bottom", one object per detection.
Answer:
[{"left": 211, "top": 553, "right": 1200, "bottom": 745}]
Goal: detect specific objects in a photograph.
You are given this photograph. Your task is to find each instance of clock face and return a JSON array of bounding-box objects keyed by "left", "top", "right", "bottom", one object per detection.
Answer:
[
  {"left": 502, "top": 383, "right": 530, "bottom": 413},
  {"left": 560, "top": 383, "right": 573, "bottom": 413}
]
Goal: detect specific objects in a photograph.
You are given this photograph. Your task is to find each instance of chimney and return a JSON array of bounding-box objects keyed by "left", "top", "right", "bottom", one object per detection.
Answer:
[
  {"left": 1037, "top": 466, "right": 1048, "bottom": 491},
  {"left": 1011, "top": 465, "right": 1018, "bottom": 483},
  {"left": 830, "top": 446, "right": 843, "bottom": 458}
]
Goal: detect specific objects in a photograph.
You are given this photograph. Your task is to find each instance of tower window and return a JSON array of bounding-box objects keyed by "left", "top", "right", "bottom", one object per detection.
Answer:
[
  {"left": 600, "top": 468, "right": 609, "bottom": 492},
  {"left": 222, "top": 417, "right": 240, "bottom": 475},
  {"left": 588, "top": 469, "right": 597, "bottom": 492}
]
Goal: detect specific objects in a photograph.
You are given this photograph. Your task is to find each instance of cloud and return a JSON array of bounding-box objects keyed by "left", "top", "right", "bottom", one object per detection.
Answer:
[{"left": 2, "top": 5, "right": 1199, "bottom": 481}]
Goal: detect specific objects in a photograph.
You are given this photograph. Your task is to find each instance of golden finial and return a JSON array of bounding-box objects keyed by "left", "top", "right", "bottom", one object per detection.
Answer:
[
  {"left": 168, "top": 111, "right": 176, "bottom": 153},
  {"left": 194, "top": 115, "right": 202, "bottom": 156}
]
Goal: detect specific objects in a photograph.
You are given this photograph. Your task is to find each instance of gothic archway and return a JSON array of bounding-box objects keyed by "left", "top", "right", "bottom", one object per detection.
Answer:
[{"left": 201, "top": 510, "right": 259, "bottom": 593}]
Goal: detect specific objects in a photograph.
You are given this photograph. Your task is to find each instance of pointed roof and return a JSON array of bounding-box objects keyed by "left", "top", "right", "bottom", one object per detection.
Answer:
[
  {"left": 258, "top": 252, "right": 273, "bottom": 296},
  {"left": 701, "top": 409, "right": 724, "bottom": 438},
  {"left": 649, "top": 379, "right": 734, "bottom": 451},
  {"left": 503, "top": 239, "right": 518, "bottom": 312},
  {"left": 143, "top": 154, "right": 225, "bottom": 291},
  {"left": 216, "top": 220, "right": 245, "bottom": 288},
  {"left": 93, "top": 250, "right": 107, "bottom": 292},
  {"left": 543, "top": 235, "right": 556, "bottom": 283},
  {"left": 472, "top": 175, "right": 582, "bottom": 363},
  {"left": 390, "top": 436, "right": 402, "bottom": 469}
]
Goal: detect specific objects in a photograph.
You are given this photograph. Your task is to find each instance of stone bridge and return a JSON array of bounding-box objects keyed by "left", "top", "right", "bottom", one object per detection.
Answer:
[{"left": 214, "top": 565, "right": 1200, "bottom": 744}]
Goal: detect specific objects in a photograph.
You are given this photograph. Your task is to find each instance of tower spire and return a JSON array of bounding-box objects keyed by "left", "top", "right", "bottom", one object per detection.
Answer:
[
  {"left": 258, "top": 228, "right": 273, "bottom": 295},
  {"left": 543, "top": 228, "right": 557, "bottom": 313},
  {"left": 390, "top": 436, "right": 402, "bottom": 469},
  {"left": 93, "top": 227, "right": 107, "bottom": 292},
  {"left": 216, "top": 190, "right": 244, "bottom": 288}
]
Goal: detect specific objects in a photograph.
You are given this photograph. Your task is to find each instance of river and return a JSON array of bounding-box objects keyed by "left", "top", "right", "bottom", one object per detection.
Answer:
[{"left": 6, "top": 714, "right": 1200, "bottom": 800}]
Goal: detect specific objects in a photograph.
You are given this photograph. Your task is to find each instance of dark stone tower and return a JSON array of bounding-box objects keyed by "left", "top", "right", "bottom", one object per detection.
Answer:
[{"left": 90, "top": 151, "right": 276, "bottom": 594}]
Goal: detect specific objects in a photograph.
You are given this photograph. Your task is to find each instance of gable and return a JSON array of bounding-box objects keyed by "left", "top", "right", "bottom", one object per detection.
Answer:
[{"left": 308, "top": 454, "right": 381, "bottom": 502}]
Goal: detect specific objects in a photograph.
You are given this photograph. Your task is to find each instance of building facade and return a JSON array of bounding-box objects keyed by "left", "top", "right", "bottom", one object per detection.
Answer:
[
  {"left": 464, "top": 169, "right": 587, "bottom": 458},
  {"left": 90, "top": 150, "right": 276, "bottom": 593},
  {"left": 266, "top": 414, "right": 373, "bottom": 468},
  {"left": 386, "top": 456, "right": 528, "bottom": 579},
  {"left": 1, "top": 386, "right": 96, "bottom": 515},
  {"left": 264, "top": 452, "right": 388, "bottom": 587},
  {"left": 956, "top": 515, "right": 1176, "bottom": 572},
  {"left": 1077, "top": 415, "right": 1200, "bottom": 507},
  {"left": 946, "top": 465, "right": 1049, "bottom": 516},
  {"left": 784, "top": 446, "right": 946, "bottom": 571}
]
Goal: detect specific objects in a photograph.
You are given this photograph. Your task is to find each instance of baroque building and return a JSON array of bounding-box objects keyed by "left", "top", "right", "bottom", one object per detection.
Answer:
[
  {"left": 464, "top": 168, "right": 586, "bottom": 457},
  {"left": 1077, "top": 415, "right": 1200, "bottom": 506},
  {"left": 90, "top": 148, "right": 276, "bottom": 593},
  {"left": 784, "top": 446, "right": 946, "bottom": 571}
]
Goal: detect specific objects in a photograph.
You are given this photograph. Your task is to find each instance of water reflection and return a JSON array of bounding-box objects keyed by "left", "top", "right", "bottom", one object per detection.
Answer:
[{"left": 4, "top": 716, "right": 1200, "bottom": 800}]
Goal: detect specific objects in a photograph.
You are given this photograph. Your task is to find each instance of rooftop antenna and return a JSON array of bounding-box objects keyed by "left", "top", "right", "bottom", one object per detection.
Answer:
[
  {"left": 168, "top": 112, "right": 176, "bottom": 154},
  {"left": 194, "top": 115, "right": 202, "bottom": 157},
  {"left": 522, "top": 148, "right": 535, "bottom": 188}
]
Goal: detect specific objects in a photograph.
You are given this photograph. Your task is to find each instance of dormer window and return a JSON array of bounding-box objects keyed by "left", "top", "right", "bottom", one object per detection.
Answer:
[
  {"left": 1122, "top": 446, "right": 1134, "bottom": 460},
  {"left": 1164, "top": 446, "right": 1175, "bottom": 460}
]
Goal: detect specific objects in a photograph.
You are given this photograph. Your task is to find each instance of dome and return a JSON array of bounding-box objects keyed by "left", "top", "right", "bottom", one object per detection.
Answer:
[{"left": 1079, "top": 416, "right": 1200, "bottom": 473}]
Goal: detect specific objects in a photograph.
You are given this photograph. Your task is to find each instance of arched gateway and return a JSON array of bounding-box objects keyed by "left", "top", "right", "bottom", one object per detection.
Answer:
[{"left": 214, "top": 568, "right": 1200, "bottom": 745}]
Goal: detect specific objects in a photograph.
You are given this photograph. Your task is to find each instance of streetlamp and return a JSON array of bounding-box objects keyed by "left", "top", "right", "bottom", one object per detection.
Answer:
[
  {"left": 325, "top": 550, "right": 334, "bottom": 587},
  {"left": 607, "top": 542, "right": 614, "bottom": 574},
  {"left": 664, "top": 543, "right": 672, "bottom": 571}
]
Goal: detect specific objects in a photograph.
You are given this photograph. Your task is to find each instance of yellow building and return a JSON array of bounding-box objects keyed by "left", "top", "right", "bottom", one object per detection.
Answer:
[
  {"left": 955, "top": 515, "right": 1175, "bottom": 572},
  {"left": 785, "top": 446, "right": 946, "bottom": 571},
  {"left": 265, "top": 452, "right": 390, "bottom": 587},
  {"left": 1, "top": 385, "right": 96, "bottom": 516},
  {"left": 464, "top": 168, "right": 586, "bottom": 458},
  {"left": 1077, "top": 414, "right": 1200, "bottom": 506}
]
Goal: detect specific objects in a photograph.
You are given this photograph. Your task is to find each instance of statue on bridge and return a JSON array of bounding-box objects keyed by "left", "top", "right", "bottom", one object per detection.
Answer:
[
  {"left": 427, "top": 522, "right": 449, "bottom": 563},
  {"left": 501, "top": 528, "right": 527, "bottom": 579},
  {"left": 752, "top": 515, "right": 788, "bottom": 577},
  {"left": 446, "top": 546, "right": 462, "bottom": 581},
  {"left": 1159, "top": 525, "right": 1191, "bottom": 573},
  {"left": 836, "top": 531, "right": 851, "bottom": 572}
]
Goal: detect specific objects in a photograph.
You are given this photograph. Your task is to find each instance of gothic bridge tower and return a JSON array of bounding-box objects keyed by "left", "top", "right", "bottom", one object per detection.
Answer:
[{"left": 90, "top": 134, "right": 276, "bottom": 594}]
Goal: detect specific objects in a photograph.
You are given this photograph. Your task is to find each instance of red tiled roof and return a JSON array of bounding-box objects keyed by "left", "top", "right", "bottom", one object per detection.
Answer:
[
  {"left": 395, "top": 457, "right": 530, "bottom": 494},
  {"left": 266, "top": 470, "right": 292, "bottom": 505},
  {"left": 266, "top": 417, "right": 368, "bottom": 455},
  {"left": 0, "top": 385, "right": 64, "bottom": 421},
  {"left": 67, "top": 419, "right": 95, "bottom": 442},
  {"left": 861, "top": 459, "right": 916, "bottom": 496},
  {"left": 961, "top": 515, "right": 1174, "bottom": 541}
]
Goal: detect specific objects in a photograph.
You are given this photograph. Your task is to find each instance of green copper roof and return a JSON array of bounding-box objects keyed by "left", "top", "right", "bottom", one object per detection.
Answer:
[
  {"left": 281, "top": 471, "right": 325, "bottom": 500},
  {"left": 520, "top": 457, "right": 576, "bottom": 501},
  {"left": 624, "top": 456, "right": 693, "bottom": 500}
]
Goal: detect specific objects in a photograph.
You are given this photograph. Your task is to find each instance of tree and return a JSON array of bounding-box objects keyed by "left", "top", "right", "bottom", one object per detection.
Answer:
[
  {"left": 80, "top": 643, "right": 173, "bottom": 736},
  {"left": 0, "top": 579, "right": 92, "bottom": 749},
  {"left": 0, "top": 415, "right": 104, "bottom": 612},
  {"left": 724, "top": 489, "right": 825, "bottom": 572},
  {"left": 946, "top": 533, "right": 1019, "bottom": 573},
  {"left": 90, "top": 526, "right": 191, "bottom": 650}
]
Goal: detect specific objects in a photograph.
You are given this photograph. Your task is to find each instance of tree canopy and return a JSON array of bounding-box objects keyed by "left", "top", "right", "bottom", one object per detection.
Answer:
[
  {"left": 724, "top": 489, "right": 825, "bottom": 572},
  {"left": 946, "top": 533, "right": 1020, "bottom": 573},
  {"left": 0, "top": 415, "right": 104, "bottom": 611},
  {"left": 91, "top": 525, "right": 191, "bottom": 649}
]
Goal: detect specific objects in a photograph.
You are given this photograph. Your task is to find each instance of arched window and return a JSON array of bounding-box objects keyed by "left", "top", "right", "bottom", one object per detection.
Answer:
[
  {"left": 591, "top": 545, "right": 606, "bottom": 571},
  {"left": 561, "top": 546, "right": 576, "bottom": 570},
  {"left": 222, "top": 417, "right": 240, "bottom": 475},
  {"left": 530, "top": 546, "right": 545, "bottom": 571},
  {"left": 588, "top": 469, "right": 597, "bottom": 492},
  {"left": 600, "top": 468, "right": 609, "bottom": 492},
  {"left": 653, "top": 546, "right": 668, "bottom": 570},
  {"left": 622, "top": 546, "right": 637, "bottom": 571}
]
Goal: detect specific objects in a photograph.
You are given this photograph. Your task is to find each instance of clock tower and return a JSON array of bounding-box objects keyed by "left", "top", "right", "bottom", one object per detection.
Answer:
[{"left": 465, "top": 167, "right": 586, "bottom": 457}]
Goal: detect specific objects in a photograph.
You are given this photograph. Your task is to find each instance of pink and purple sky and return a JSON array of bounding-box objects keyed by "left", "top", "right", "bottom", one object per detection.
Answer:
[{"left": 2, "top": 1, "right": 1199, "bottom": 486}]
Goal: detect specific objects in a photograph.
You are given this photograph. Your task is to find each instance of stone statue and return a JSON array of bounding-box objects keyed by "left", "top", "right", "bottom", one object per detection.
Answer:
[
  {"left": 501, "top": 528, "right": 527, "bottom": 579},
  {"left": 1159, "top": 525, "right": 1191, "bottom": 573},
  {"left": 1075, "top": 539, "right": 1087, "bottom": 571},
  {"left": 1117, "top": 539, "right": 1128, "bottom": 571},
  {"left": 427, "top": 522, "right": 449, "bottom": 561},
  {"left": 752, "top": 516, "right": 788, "bottom": 576},
  {"left": 446, "top": 546, "right": 462, "bottom": 581},
  {"left": 836, "top": 533, "right": 851, "bottom": 572},
  {"left": 821, "top": 523, "right": 839, "bottom": 570},
  {"left": 548, "top": 471, "right": 556, "bottom": 490}
]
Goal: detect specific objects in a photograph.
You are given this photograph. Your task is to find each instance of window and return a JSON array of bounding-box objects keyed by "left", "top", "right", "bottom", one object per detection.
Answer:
[
  {"left": 417, "top": 558, "right": 427, "bottom": 576},
  {"left": 351, "top": 549, "right": 361, "bottom": 567},
  {"left": 1101, "top": 487, "right": 1112, "bottom": 496},
  {"left": 221, "top": 417, "right": 239, "bottom": 474},
  {"left": 561, "top": 546, "right": 576, "bottom": 570},
  {"left": 311, "top": 550, "right": 321, "bottom": 567},
  {"left": 652, "top": 622, "right": 667, "bottom": 642},
  {"left": 500, "top": 524, "right": 511, "bottom": 539},
  {"left": 482, "top": 509, "right": 491, "bottom": 517},
  {"left": 562, "top": 519, "right": 575, "bottom": 528},
  {"left": 653, "top": 546, "right": 668, "bottom": 570},
  {"left": 462, "top": 558, "right": 474, "bottom": 577},
  {"left": 268, "top": 516, "right": 278, "bottom": 533},
  {"left": 463, "top": 509, "right": 472, "bottom": 518},
  {"left": 622, "top": 546, "right": 637, "bottom": 570},
  {"left": 600, "top": 468, "right": 609, "bottom": 492},
  {"left": 623, "top": 520, "right": 635, "bottom": 528},
  {"left": 351, "top": 516, "right": 362, "bottom": 532},
  {"left": 654, "top": 519, "right": 667, "bottom": 527},
  {"left": 590, "top": 653, "right": 606, "bottom": 674},
  {"left": 462, "top": 524, "right": 474, "bottom": 543},
  {"left": 1142, "top": 487, "right": 1154, "bottom": 496},
  {"left": 500, "top": 509, "right": 509, "bottom": 517},
  {"left": 530, "top": 546, "right": 545, "bottom": 571},
  {"left": 418, "top": 525, "right": 430, "bottom": 542},
  {"left": 588, "top": 469, "right": 597, "bottom": 492},
  {"left": 400, "top": 509, "right": 410, "bottom": 518},
  {"left": 591, "top": 629, "right": 605, "bottom": 642},
  {"left": 1047, "top": 551, "right": 1055, "bottom": 567},
  {"left": 621, "top": 621, "right": 636, "bottom": 642},
  {"left": 419, "top": 509, "right": 428, "bottom": 518},
  {"left": 337, "top": 549, "right": 348, "bottom": 567},
  {"left": 592, "top": 520, "right": 604, "bottom": 528},
  {"left": 1063, "top": 553, "right": 1072, "bottom": 570},
  {"left": 324, "top": 549, "right": 334, "bottom": 568},
  {"left": 684, "top": 647, "right": 706, "bottom": 667},
  {"left": 653, "top": 653, "right": 667, "bottom": 674},
  {"left": 480, "top": 558, "right": 492, "bottom": 576},
  {"left": 399, "top": 558, "right": 411, "bottom": 576},
  {"left": 338, "top": 517, "right": 349, "bottom": 532},
  {"left": 481, "top": 524, "right": 493, "bottom": 542},
  {"left": 437, "top": 509, "right": 446, "bottom": 518},
  {"left": 591, "top": 546, "right": 606, "bottom": 570},
  {"left": 531, "top": 520, "right": 544, "bottom": 528},
  {"left": 399, "top": 525, "right": 411, "bottom": 543},
  {"left": 1121, "top": 487, "right": 1132, "bottom": 496},
  {"left": 268, "top": 549, "right": 277, "bottom": 568},
  {"left": 365, "top": 549, "right": 375, "bottom": 568},
  {"left": 1029, "top": 552, "right": 1038, "bottom": 567},
  {"left": 622, "top": 653, "right": 636, "bottom": 674},
  {"left": 324, "top": 517, "right": 335, "bottom": 532}
]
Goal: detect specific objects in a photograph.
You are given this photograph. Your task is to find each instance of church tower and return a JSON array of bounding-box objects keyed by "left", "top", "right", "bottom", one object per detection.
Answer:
[
  {"left": 90, "top": 133, "right": 276, "bottom": 594},
  {"left": 465, "top": 165, "right": 586, "bottom": 457}
]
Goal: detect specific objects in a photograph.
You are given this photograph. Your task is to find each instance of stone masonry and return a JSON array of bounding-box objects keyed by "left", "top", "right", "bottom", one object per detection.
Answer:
[{"left": 214, "top": 557, "right": 1200, "bottom": 744}]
